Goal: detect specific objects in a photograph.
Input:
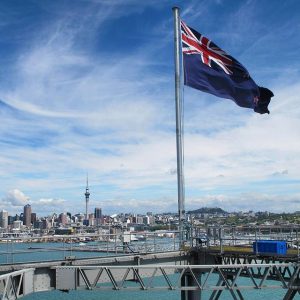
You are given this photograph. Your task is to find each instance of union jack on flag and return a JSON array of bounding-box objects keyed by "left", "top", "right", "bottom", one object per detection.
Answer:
[
  {"left": 180, "top": 19, "right": 273, "bottom": 114},
  {"left": 181, "top": 20, "right": 233, "bottom": 75}
]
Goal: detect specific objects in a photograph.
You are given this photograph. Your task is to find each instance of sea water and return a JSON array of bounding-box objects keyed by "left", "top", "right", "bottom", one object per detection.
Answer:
[
  {"left": 0, "top": 238, "right": 179, "bottom": 264},
  {"left": 0, "top": 241, "right": 125, "bottom": 264}
]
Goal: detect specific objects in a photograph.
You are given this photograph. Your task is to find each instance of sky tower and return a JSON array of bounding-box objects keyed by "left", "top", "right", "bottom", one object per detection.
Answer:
[{"left": 85, "top": 175, "right": 90, "bottom": 221}]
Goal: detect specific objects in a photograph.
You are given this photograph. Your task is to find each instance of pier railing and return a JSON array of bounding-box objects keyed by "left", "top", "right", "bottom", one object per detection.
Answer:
[
  {"left": 191, "top": 225, "right": 300, "bottom": 259},
  {"left": 0, "top": 231, "right": 183, "bottom": 265},
  {"left": 1, "top": 225, "right": 300, "bottom": 266}
]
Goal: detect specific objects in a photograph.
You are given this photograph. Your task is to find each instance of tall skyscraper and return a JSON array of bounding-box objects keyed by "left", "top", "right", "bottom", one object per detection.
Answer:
[
  {"left": 0, "top": 210, "right": 8, "bottom": 229},
  {"left": 58, "top": 213, "right": 67, "bottom": 225},
  {"left": 23, "top": 204, "right": 32, "bottom": 227},
  {"left": 88, "top": 213, "right": 95, "bottom": 226},
  {"left": 31, "top": 213, "right": 37, "bottom": 224},
  {"left": 94, "top": 207, "right": 102, "bottom": 225},
  {"left": 85, "top": 175, "right": 90, "bottom": 221}
]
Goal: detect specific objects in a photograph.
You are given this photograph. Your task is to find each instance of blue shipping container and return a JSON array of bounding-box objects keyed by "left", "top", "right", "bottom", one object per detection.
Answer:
[{"left": 253, "top": 240, "right": 287, "bottom": 255}]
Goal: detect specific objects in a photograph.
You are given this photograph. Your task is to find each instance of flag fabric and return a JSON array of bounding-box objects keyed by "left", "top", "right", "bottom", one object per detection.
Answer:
[{"left": 181, "top": 20, "right": 273, "bottom": 114}]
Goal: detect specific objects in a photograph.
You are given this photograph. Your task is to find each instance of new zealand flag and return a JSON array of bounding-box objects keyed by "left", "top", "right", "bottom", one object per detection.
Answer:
[{"left": 181, "top": 20, "right": 273, "bottom": 114}]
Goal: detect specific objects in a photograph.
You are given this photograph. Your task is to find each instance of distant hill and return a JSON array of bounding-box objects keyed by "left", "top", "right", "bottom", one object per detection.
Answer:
[{"left": 187, "top": 207, "right": 228, "bottom": 214}]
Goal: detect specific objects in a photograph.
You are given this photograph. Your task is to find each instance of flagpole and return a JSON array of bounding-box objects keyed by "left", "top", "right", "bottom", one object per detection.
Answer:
[{"left": 172, "top": 7, "right": 185, "bottom": 247}]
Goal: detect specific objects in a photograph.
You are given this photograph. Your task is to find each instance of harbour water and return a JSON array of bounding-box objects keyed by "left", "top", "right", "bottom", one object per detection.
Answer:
[
  {"left": 0, "top": 237, "right": 179, "bottom": 264},
  {"left": 0, "top": 241, "right": 110, "bottom": 264}
]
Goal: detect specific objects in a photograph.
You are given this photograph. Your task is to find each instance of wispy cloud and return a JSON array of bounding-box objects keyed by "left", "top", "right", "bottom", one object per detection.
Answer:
[{"left": 0, "top": 1, "right": 299, "bottom": 215}]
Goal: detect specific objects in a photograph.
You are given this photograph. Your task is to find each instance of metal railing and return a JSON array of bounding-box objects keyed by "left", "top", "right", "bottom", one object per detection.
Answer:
[
  {"left": 0, "top": 268, "right": 34, "bottom": 299},
  {"left": 0, "top": 231, "right": 182, "bottom": 265},
  {"left": 2, "top": 224, "right": 300, "bottom": 266},
  {"left": 191, "top": 225, "right": 300, "bottom": 258},
  {"left": 1, "top": 263, "right": 299, "bottom": 300},
  {"left": 55, "top": 263, "right": 300, "bottom": 299}
]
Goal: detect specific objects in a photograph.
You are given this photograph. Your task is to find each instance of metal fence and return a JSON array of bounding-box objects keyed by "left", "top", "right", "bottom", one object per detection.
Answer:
[
  {"left": 191, "top": 225, "right": 300, "bottom": 258},
  {"left": 0, "top": 231, "right": 182, "bottom": 265},
  {"left": 1, "top": 263, "right": 299, "bottom": 300},
  {"left": 55, "top": 263, "right": 300, "bottom": 299}
]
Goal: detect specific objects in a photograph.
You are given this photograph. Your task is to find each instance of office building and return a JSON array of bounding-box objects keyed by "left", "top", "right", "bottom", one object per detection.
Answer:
[
  {"left": 0, "top": 210, "right": 8, "bottom": 228},
  {"left": 94, "top": 207, "right": 102, "bottom": 225},
  {"left": 23, "top": 204, "right": 32, "bottom": 227}
]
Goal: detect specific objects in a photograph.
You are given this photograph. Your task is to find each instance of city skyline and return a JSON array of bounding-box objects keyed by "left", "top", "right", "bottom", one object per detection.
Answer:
[{"left": 0, "top": 0, "right": 300, "bottom": 215}]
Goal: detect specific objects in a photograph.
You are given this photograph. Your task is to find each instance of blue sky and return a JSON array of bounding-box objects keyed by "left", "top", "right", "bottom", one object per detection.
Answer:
[{"left": 0, "top": 0, "right": 299, "bottom": 215}]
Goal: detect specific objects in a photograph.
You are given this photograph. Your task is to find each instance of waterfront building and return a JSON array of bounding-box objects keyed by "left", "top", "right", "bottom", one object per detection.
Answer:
[
  {"left": 137, "top": 216, "right": 144, "bottom": 224},
  {"left": 66, "top": 212, "right": 72, "bottom": 220},
  {"left": 55, "top": 227, "right": 73, "bottom": 235},
  {"left": 0, "top": 210, "right": 8, "bottom": 229},
  {"left": 31, "top": 213, "right": 37, "bottom": 224},
  {"left": 143, "top": 216, "right": 150, "bottom": 225},
  {"left": 88, "top": 213, "right": 94, "bottom": 226},
  {"left": 23, "top": 204, "right": 32, "bottom": 227},
  {"left": 75, "top": 213, "right": 85, "bottom": 224},
  {"left": 42, "top": 219, "right": 50, "bottom": 229},
  {"left": 8, "top": 215, "right": 14, "bottom": 226},
  {"left": 58, "top": 213, "right": 68, "bottom": 225},
  {"left": 33, "top": 220, "right": 40, "bottom": 229},
  {"left": 149, "top": 215, "right": 155, "bottom": 225},
  {"left": 13, "top": 220, "right": 22, "bottom": 229},
  {"left": 94, "top": 207, "right": 102, "bottom": 225}
]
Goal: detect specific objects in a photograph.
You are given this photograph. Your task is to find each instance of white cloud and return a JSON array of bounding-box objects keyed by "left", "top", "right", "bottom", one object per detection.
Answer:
[
  {"left": 2, "top": 189, "right": 29, "bottom": 207},
  {"left": 31, "top": 198, "right": 67, "bottom": 214},
  {"left": 0, "top": 1, "right": 299, "bottom": 215},
  {"left": 34, "top": 198, "right": 65, "bottom": 205},
  {"left": 1, "top": 189, "right": 68, "bottom": 215},
  {"left": 187, "top": 193, "right": 300, "bottom": 213}
]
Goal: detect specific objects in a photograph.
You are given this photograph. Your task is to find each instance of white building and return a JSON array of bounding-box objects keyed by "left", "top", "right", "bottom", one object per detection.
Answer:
[
  {"left": 13, "top": 220, "right": 22, "bottom": 229},
  {"left": 0, "top": 210, "right": 8, "bottom": 229}
]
